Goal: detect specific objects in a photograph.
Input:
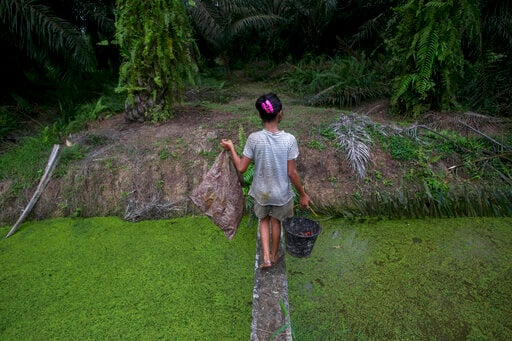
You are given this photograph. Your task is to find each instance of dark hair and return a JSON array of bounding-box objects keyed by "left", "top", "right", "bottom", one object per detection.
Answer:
[{"left": 255, "top": 93, "right": 282, "bottom": 122}]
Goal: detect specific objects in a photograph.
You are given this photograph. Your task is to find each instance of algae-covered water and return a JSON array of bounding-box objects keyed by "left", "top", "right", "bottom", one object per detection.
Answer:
[
  {"left": 0, "top": 217, "right": 255, "bottom": 340},
  {"left": 286, "top": 217, "right": 512, "bottom": 340}
]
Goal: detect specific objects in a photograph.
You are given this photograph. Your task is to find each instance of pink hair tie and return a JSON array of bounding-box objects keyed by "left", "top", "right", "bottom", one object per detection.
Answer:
[{"left": 261, "top": 100, "right": 274, "bottom": 114}]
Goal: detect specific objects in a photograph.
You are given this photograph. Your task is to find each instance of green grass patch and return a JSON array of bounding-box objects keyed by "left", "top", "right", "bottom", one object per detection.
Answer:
[
  {"left": 0, "top": 86, "right": 125, "bottom": 192},
  {"left": 286, "top": 217, "right": 512, "bottom": 340},
  {"left": 0, "top": 136, "right": 56, "bottom": 189},
  {"left": 0, "top": 216, "right": 256, "bottom": 340},
  {"left": 382, "top": 135, "right": 418, "bottom": 161}
]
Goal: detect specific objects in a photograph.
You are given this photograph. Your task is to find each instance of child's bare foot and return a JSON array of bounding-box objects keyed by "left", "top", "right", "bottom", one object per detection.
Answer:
[
  {"left": 259, "top": 259, "right": 273, "bottom": 269},
  {"left": 271, "top": 251, "right": 283, "bottom": 265}
]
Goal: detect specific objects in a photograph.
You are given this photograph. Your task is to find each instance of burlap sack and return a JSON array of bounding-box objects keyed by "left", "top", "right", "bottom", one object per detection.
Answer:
[{"left": 190, "top": 151, "right": 244, "bottom": 240}]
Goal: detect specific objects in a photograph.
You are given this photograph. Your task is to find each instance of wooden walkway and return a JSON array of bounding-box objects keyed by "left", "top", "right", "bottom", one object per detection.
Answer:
[{"left": 250, "top": 230, "right": 293, "bottom": 341}]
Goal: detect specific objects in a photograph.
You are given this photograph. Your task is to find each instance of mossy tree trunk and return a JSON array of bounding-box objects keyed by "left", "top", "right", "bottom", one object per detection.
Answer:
[{"left": 115, "top": 0, "right": 197, "bottom": 122}]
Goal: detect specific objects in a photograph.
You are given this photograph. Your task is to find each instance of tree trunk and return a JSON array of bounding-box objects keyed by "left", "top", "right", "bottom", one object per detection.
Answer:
[
  {"left": 124, "top": 79, "right": 162, "bottom": 122},
  {"left": 125, "top": 92, "right": 152, "bottom": 122}
]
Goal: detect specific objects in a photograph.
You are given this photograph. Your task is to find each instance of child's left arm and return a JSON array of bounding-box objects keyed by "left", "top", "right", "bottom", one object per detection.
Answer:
[{"left": 287, "top": 159, "right": 313, "bottom": 209}]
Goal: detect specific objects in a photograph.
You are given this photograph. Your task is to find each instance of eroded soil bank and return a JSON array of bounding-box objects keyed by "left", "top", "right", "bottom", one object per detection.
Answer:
[
  {"left": 0, "top": 85, "right": 397, "bottom": 225},
  {"left": 0, "top": 81, "right": 509, "bottom": 226}
]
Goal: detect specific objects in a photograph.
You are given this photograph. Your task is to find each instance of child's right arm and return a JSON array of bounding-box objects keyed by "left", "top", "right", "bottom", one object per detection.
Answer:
[{"left": 220, "top": 139, "right": 251, "bottom": 173}]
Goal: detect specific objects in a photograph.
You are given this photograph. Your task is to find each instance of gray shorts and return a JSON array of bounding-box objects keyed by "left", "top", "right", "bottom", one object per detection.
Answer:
[{"left": 253, "top": 199, "right": 294, "bottom": 221}]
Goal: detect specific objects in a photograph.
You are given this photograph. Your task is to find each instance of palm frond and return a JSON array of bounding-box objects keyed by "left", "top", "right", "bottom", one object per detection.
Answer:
[
  {"left": 332, "top": 113, "right": 373, "bottom": 181},
  {"left": 1, "top": 0, "right": 97, "bottom": 75},
  {"left": 73, "top": 0, "right": 115, "bottom": 36},
  {"left": 416, "top": 25, "right": 438, "bottom": 97}
]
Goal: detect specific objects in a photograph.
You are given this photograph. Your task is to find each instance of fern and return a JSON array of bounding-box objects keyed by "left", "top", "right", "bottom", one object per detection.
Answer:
[
  {"left": 416, "top": 25, "right": 438, "bottom": 98},
  {"left": 116, "top": 0, "right": 198, "bottom": 121},
  {"left": 389, "top": 0, "right": 478, "bottom": 116}
]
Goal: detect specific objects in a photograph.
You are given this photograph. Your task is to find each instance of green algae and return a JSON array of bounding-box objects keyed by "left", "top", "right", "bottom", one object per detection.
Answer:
[
  {"left": 3, "top": 216, "right": 511, "bottom": 340},
  {"left": 286, "top": 217, "right": 512, "bottom": 340},
  {"left": 0, "top": 216, "right": 256, "bottom": 340}
]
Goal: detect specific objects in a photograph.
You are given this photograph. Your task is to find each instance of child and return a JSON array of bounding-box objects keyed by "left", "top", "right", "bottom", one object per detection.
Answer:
[{"left": 220, "top": 93, "right": 313, "bottom": 268}]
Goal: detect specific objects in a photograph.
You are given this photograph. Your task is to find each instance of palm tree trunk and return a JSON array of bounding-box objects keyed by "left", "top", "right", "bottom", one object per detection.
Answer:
[{"left": 124, "top": 78, "right": 161, "bottom": 122}]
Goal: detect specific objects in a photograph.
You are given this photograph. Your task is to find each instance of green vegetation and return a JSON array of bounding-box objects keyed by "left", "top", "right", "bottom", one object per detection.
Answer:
[
  {"left": 235, "top": 124, "right": 255, "bottom": 212},
  {"left": 0, "top": 216, "right": 255, "bottom": 340},
  {"left": 116, "top": 0, "right": 197, "bottom": 122},
  {"left": 1, "top": 1, "right": 511, "bottom": 339},
  {"left": 389, "top": 0, "right": 474, "bottom": 116},
  {"left": 287, "top": 217, "right": 512, "bottom": 340},
  {"left": 282, "top": 55, "right": 391, "bottom": 108},
  {"left": 382, "top": 135, "right": 417, "bottom": 161},
  {"left": 345, "top": 184, "right": 512, "bottom": 219},
  {"left": 66, "top": 94, "right": 124, "bottom": 133},
  {"left": 2, "top": 216, "right": 511, "bottom": 340},
  {"left": 0, "top": 132, "right": 58, "bottom": 191},
  {"left": 0, "top": 88, "right": 124, "bottom": 194},
  {"left": 3, "top": 1, "right": 511, "bottom": 130},
  {"left": 322, "top": 111, "right": 512, "bottom": 218},
  {"left": 0, "top": 0, "right": 111, "bottom": 77}
]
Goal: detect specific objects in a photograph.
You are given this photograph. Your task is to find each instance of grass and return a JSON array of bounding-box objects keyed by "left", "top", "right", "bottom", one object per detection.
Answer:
[
  {"left": 0, "top": 216, "right": 256, "bottom": 340},
  {"left": 286, "top": 216, "right": 512, "bottom": 340},
  {"left": 0, "top": 136, "right": 56, "bottom": 190},
  {"left": 0, "top": 80, "right": 125, "bottom": 194}
]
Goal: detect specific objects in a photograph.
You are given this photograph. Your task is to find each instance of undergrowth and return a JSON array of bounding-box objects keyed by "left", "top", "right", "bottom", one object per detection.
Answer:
[
  {"left": 326, "top": 111, "right": 512, "bottom": 218},
  {"left": 0, "top": 87, "right": 124, "bottom": 193},
  {"left": 1, "top": 75, "right": 510, "bottom": 219},
  {"left": 281, "top": 54, "right": 391, "bottom": 108}
]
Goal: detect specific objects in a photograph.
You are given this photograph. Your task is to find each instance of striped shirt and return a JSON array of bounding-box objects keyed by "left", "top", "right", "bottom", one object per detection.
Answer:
[{"left": 243, "top": 129, "right": 299, "bottom": 206}]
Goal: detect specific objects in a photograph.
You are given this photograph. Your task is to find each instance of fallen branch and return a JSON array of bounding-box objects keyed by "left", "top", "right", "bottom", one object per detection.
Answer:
[
  {"left": 447, "top": 151, "right": 512, "bottom": 186},
  {"left": 447, "top": 151, "right": 512, "bottom": 171},
  {"left": 457, "top": 120, "right": 512, "bottom": 150},
  {"left": 6, "top": 144, "right": 61, "bottom": 238},
  {"left": 123, "top": 196, "right": 185, "bottom": 222}
]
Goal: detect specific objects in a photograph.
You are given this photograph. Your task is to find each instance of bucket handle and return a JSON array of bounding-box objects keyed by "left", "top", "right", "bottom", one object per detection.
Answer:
[{"left": 294, "top": 204, "right": 318, "bottom": 218}]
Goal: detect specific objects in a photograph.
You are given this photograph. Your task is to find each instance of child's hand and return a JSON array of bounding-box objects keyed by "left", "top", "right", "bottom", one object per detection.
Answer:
[
  {"left": 299, "top": 193, "right": 313, "bottom": 209},
  {"left": 220, "top": 139, "right": 234, "bottom": 151}
]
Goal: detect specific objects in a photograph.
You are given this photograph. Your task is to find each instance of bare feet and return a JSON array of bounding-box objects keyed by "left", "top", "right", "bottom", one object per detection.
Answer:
[
  {"left": 259, "top": 260, "right": 273, "bottom": 269},
  {"left": 271, "top": 250, "right": 283, "bottom": 265}
]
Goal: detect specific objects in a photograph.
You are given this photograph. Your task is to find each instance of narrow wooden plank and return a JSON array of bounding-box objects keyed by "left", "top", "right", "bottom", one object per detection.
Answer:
[{"left": 251, "top": 227, "right": 292, "bottom": 340}]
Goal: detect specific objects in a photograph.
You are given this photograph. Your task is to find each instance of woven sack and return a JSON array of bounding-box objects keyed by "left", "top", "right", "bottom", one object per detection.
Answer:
[{"left": 190, "top": 151, "right": 244, "bottom": 240}]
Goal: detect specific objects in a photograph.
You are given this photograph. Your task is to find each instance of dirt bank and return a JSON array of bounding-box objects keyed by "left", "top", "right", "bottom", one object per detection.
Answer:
[{"left": 1, "top": 81, "right": 507, "bottom": 226}]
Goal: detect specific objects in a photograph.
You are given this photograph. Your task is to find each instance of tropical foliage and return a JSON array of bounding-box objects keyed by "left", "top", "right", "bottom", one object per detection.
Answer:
[
  {"left": 184, "top": 0, "right": 511, "bottom": 118},
  {"left": 0, "top": 0, "right": 115, "bottom": 81},
  {"left": 116, "top": 0, "right": 197, "bottom": 122},
  {"left": 388, "top": 0, "right": 477, "bottom": 116},
  {"left": 185, "top": 0, "right": 282, "bottom": 73},
  {"left": 1, "top": 0, "right": 511, "bottom": 139},
  {"left": 388, "top": 0, "right": 512, "bottom": 117},
  {"left": 0, "top": 0, "right": 118, "bottom": 145},
  {"left": 282, "top": 54, "right": 391, "bottom": 108},
  {"left": 459, "top": 0, "right": 512, "bottom": 115}
]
